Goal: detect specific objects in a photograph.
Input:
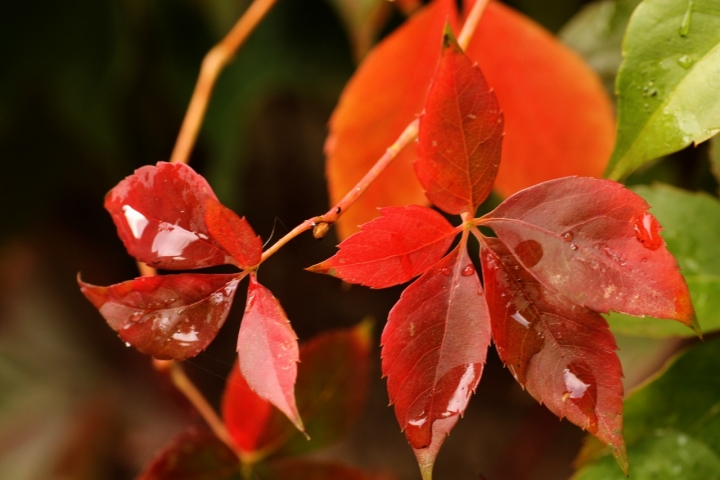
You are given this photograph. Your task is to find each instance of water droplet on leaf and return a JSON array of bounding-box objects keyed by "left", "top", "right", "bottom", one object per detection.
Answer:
[
  {"left": 677, "top": 55, "right": 694, "bottom": 69},
  {"left": 461, "top": 264, "right": 475, "bottom": 276},
  {"left": 561, "top": 231, "right": 573, "bottom": 242},
  {"left": 570, "top": 243, "right": 578, "bottom": 251}
]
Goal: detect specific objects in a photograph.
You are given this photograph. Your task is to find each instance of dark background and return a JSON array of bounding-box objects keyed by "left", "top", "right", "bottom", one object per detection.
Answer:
[{"left": 0, "top": 1, "right": 684, "bottom": 479}]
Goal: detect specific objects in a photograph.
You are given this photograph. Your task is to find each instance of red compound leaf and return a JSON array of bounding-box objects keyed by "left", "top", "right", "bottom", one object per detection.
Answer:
[
  {"left": 326, "top": 0, "right": 458, "bottom": 240},
  {"left": 308, "top": 205, "right": 457, "bottom": 288},
  {"left": 481, "top": 177, "right": 698, "bottom": 333},
  {"left": 136, "top": 429, "right": 240, "bottom": 480},
  {"left": 480, "top": 237, "right": 627, "bottom": 473},
  {"left": 237, "top": 276, "right": 303, "bottom": 433},
  {"left": 381, "top": 243, "right": 491, "bottom": 477},
  {"left": 79, "top": 273, "right": 240, "bottom": 361},
  {"left": 105, "top": 162, "right": 259, "bottom": 270},
  {"left": 222, "top": 322, "right": 373, "bottom": 458},
  {"left": 415, "top": 29, "right": 503, "bottom": 215}
]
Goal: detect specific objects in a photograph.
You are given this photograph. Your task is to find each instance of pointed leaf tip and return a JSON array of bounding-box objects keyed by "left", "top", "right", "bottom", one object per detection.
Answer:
[{"left": 442, "top": 22, "right": 457, "bottom": 49}]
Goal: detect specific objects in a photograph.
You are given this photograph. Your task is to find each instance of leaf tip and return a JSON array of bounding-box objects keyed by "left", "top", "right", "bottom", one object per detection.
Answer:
[
  {"left": 305, "top": 261, "right": 335, "bottom": 277},
  {"left": 441, "top": 22, "right": 458, "bottom": 50}
]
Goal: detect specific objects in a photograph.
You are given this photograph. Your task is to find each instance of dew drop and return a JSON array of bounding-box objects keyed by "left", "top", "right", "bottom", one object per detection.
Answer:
[
  {"left": 125, "top": 342, "right": 132, "bottom": 348},
  {"left": 129, "top": 312, "right": 143, "bottom": 323},
  {"left": 677, "top": 54, "right": 694, "bottom": 69},
  {"left": 679, "top": 0, "right": 693, "bottom": 36},
  {"left": 561, "top": 231, "right": 573, "bottom": 242},
  {"left": 570, "top": 243, "right": 578, "bottom": 251},
  {"left": 461, "top": 264, "right": 475, "bottom": 276},
  {"left": 439, "top": 267, "right": 451, "bottom": 276},
  {"left": 634, "top": 213, "right": 663, "bottom": 250}
]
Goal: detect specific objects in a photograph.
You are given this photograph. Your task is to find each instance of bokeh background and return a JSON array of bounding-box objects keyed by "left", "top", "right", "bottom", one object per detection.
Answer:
[{"left": 1, "top": 0, "right": 713, "bottom": 479}]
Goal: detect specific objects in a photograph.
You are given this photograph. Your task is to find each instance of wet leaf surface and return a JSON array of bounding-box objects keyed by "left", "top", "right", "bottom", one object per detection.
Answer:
[
  {"left": 416, "top": 29, "right": 503, "bottom": 215},
  {"left": 607, "top": 184, "right": 720, "bottom": 337},
  {"left": 605, "top": 0, "right": 720, "bottom": 180},
  {"left": 204, "top": 197, "right": 262, "bottom": 269},
  {"left": 308, "top": 205, "right": 457, "bottom": 288},
  {"left": 79, "top": 274, "right": 240, "bottom": 361},
  {"left": 237, "top": 276, "right": 303, "bottom": 432},
  {"left": 481, "top": 238, "right": 626, "bottom": 471},
  {"left": 381, "top": 244, "right": 491, "bottom": 475},
  {"left": 482, "top": 177, "right": 697, "bottom": 331}
]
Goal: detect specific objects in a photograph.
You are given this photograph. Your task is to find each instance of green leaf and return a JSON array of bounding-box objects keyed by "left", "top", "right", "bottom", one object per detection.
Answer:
[
  {"left": 607, "top": 184, "right": 720, "bottom": 337},
  {"left": 559, "top": 0, "right": 642, "bottom": 93},
  {"left": 573, "top": 338, "right": 720, "bottom": 479},
  {"left": 605, "top": 0, "right": 720, "bottom": 180}
]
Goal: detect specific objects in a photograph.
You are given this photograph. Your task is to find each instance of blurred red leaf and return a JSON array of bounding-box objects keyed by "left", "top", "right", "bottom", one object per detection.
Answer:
[
  {"left": 222, "top": 321, "right": 373, "bottom": 458},
  {"left": 481, "top": 177, "right": 697, "bottom": 331},
  {"left": 136, "top": 429, "right": 240, "bottom": 480},
  {"left": 204, "top": 197, "right": 262, "bottom": 269},
  {"left": 465, "top": 1, "right": 615, "bottom": 197},
  {"left": 480, "top": 237, "right": 627, "bottom": 471},
  {"left": 381, "top": 244, "right": 490, "bottom": 471},
  {"left": 415, "top": 30, "right": 503, "bottom": 215},
  {"left": 237, "top": 276, "right": 303, "bottom": 433},
  {"left": 105, "top": 162, "right": 258, "bottom": 270},
  {"left": 326, "top": 0, "right": 458, "bottom": 240},
  {"left": 262, "top": 459, "right": 394, "bottom": 480},
  {"left": 79, "top": 273, "right": 240, "bottom": 361},
  {"left": 308, "top": 205, "right": 457, "bottom": 288}
]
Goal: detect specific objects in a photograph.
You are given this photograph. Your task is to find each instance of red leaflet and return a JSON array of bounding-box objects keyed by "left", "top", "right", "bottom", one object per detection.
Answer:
[
  {"left": 136, "top": 429, "right": 240, "bottom": 480},
  {"left": 480, "top": 238, "right": 627, "bottom": 472},
  {"left": 205, "top": 197, "right": 262, "bottom": 269},
  {"left": 326, "top": 0, "right": 458, "bottom": 240},
  {"left": 308, "top": 205, "right": 457, "bottom": 288},
  {"left": 481, "top": 177, "right": 697, "bottom": 332},
  {"left": 78, "top": 273, "right": 240, "bottom": 361},
  {"left": 416, "top": 31, "right": 503, "bottom": 215},
  {"left": 381, "top": 244, "right": 491, "bottom": 467},
  {"left": 105, "top": 162, "right": 261, "bottom": 270},
  {"left": 237, "top": 276, "right": 303, "bottom": 432},
  {"left": 222, "top": 322, "right": 373, "bottom": 458},
  {"left": 465, "top": 1, "right": 615, "bottom": 197}
]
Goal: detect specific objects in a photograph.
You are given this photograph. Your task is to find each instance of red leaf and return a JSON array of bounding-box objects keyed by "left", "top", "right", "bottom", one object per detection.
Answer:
[
  {"left": 204, "top": 197, "right": 262, "bottom": 269},
  {"left": 465, "top": 1, "right": 615, "bottom": 197},
  {"left": 415, "top": 30, "right": 503, "bottom": 215},
  {"left": 222, "top": 322, "right": 373, "bottom": 458},
  {"left": 105, "top": 162, "right": 249, "bottom": 270},
  {"left": 326, "top": 0, "right": 458, "bottom": 240},
  {"left": 481, "top": 177, "right": 697, "bottom": 331},
  {"left": 480, "top": 238, "right": 627, "bottom": 472},
  {"left": 136, "top": 429, "right": 240, "bottom": 480},
  {"left": 237, "top": 276, "right": 303, "bottom": 432},
  {"left": 308, "top": 205, "right": 457, "bottom": 288},
  {"left": 381, "top": 244, "right": 491, "bottom": 473},
  {"left": 79, "top": 273, "right": 240, "bottom": 360}
]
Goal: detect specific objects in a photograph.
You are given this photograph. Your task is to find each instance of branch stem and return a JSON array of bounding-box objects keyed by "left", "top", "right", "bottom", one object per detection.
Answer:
[
  {"left": 458, "top": 0, "right": 491, "bottom": 50},
  {"left": 169, "top": 0, "right": 278, "bottom": 165}
]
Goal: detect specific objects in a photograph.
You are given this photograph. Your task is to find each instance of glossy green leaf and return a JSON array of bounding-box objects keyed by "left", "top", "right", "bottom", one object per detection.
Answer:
[
  {"left": 573, "top": 338, "right": 720, "bottom": 479},
  {"left": 605, "top": 0, "right": 720, "bottom": 180},
  {"left": 559, "top": 0, "right": 641, "bottom": 92},
  {"left": 607, "top": 184, "right": 720, "bottom": 337}
]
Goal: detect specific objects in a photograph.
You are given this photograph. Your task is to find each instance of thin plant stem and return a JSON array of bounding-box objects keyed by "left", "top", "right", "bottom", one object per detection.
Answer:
[
  {"left": 164, "top": 360, "right": 242, "bottom": 458},
  {"left": 169, "top": 0, "right": 279, "bottom": 165},
  {"left": 458, "top": 0, "right": 491, "bottom": 50}
]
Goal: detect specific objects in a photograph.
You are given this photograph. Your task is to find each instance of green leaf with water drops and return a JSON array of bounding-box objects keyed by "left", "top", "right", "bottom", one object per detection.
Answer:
[
  {"left": 605, "top": 0, "right": 720, "bottom": 180},
  {"left": 606, "top": 184, "right": 720, "bottom": 337},
  {"left": 559, "top": 0, "right": 642, "bottom": 93},
  {"left": 573, "top": 337, "right": 720, "bottom": 479}
]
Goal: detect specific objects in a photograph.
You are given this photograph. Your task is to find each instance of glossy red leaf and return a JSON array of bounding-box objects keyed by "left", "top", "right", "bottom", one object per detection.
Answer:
[
  {"left": 106, "top": 161, "right": 243, "bottom": 270},
  {"left": 480, "top": 237, "right": 627, "bottom": 472},
  {"left": 481, "top": 177, "right": 697, "bottom": 332},
  {"left": 381, "top": 244, "right": 491, "bottom": 472},
  {"left": 326, "top": 0, "right": 458, "bottom": 240},
  {"left": 237, "top": 276, "right": 303, "bottom": 433},
  {"left": 136, "top": 429, "right": 240, "bottom": 480},
  {"left": 308, "top": 205, "right": 457, "bottom": 288},
  {"left": 222, "top": 321, "right": 373, "bottom": 458},
  {"left": 465, "top": 1, "right": 615, "bottom": 197},
  {"left": 79, "top": 273, "right": 240, "bottom": 360},
  {"left": 415, "top": 30, "right": 503, "bottom": 215},
  {"left": 204, "top": 196, "right": 262, "bottom": 269}
]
